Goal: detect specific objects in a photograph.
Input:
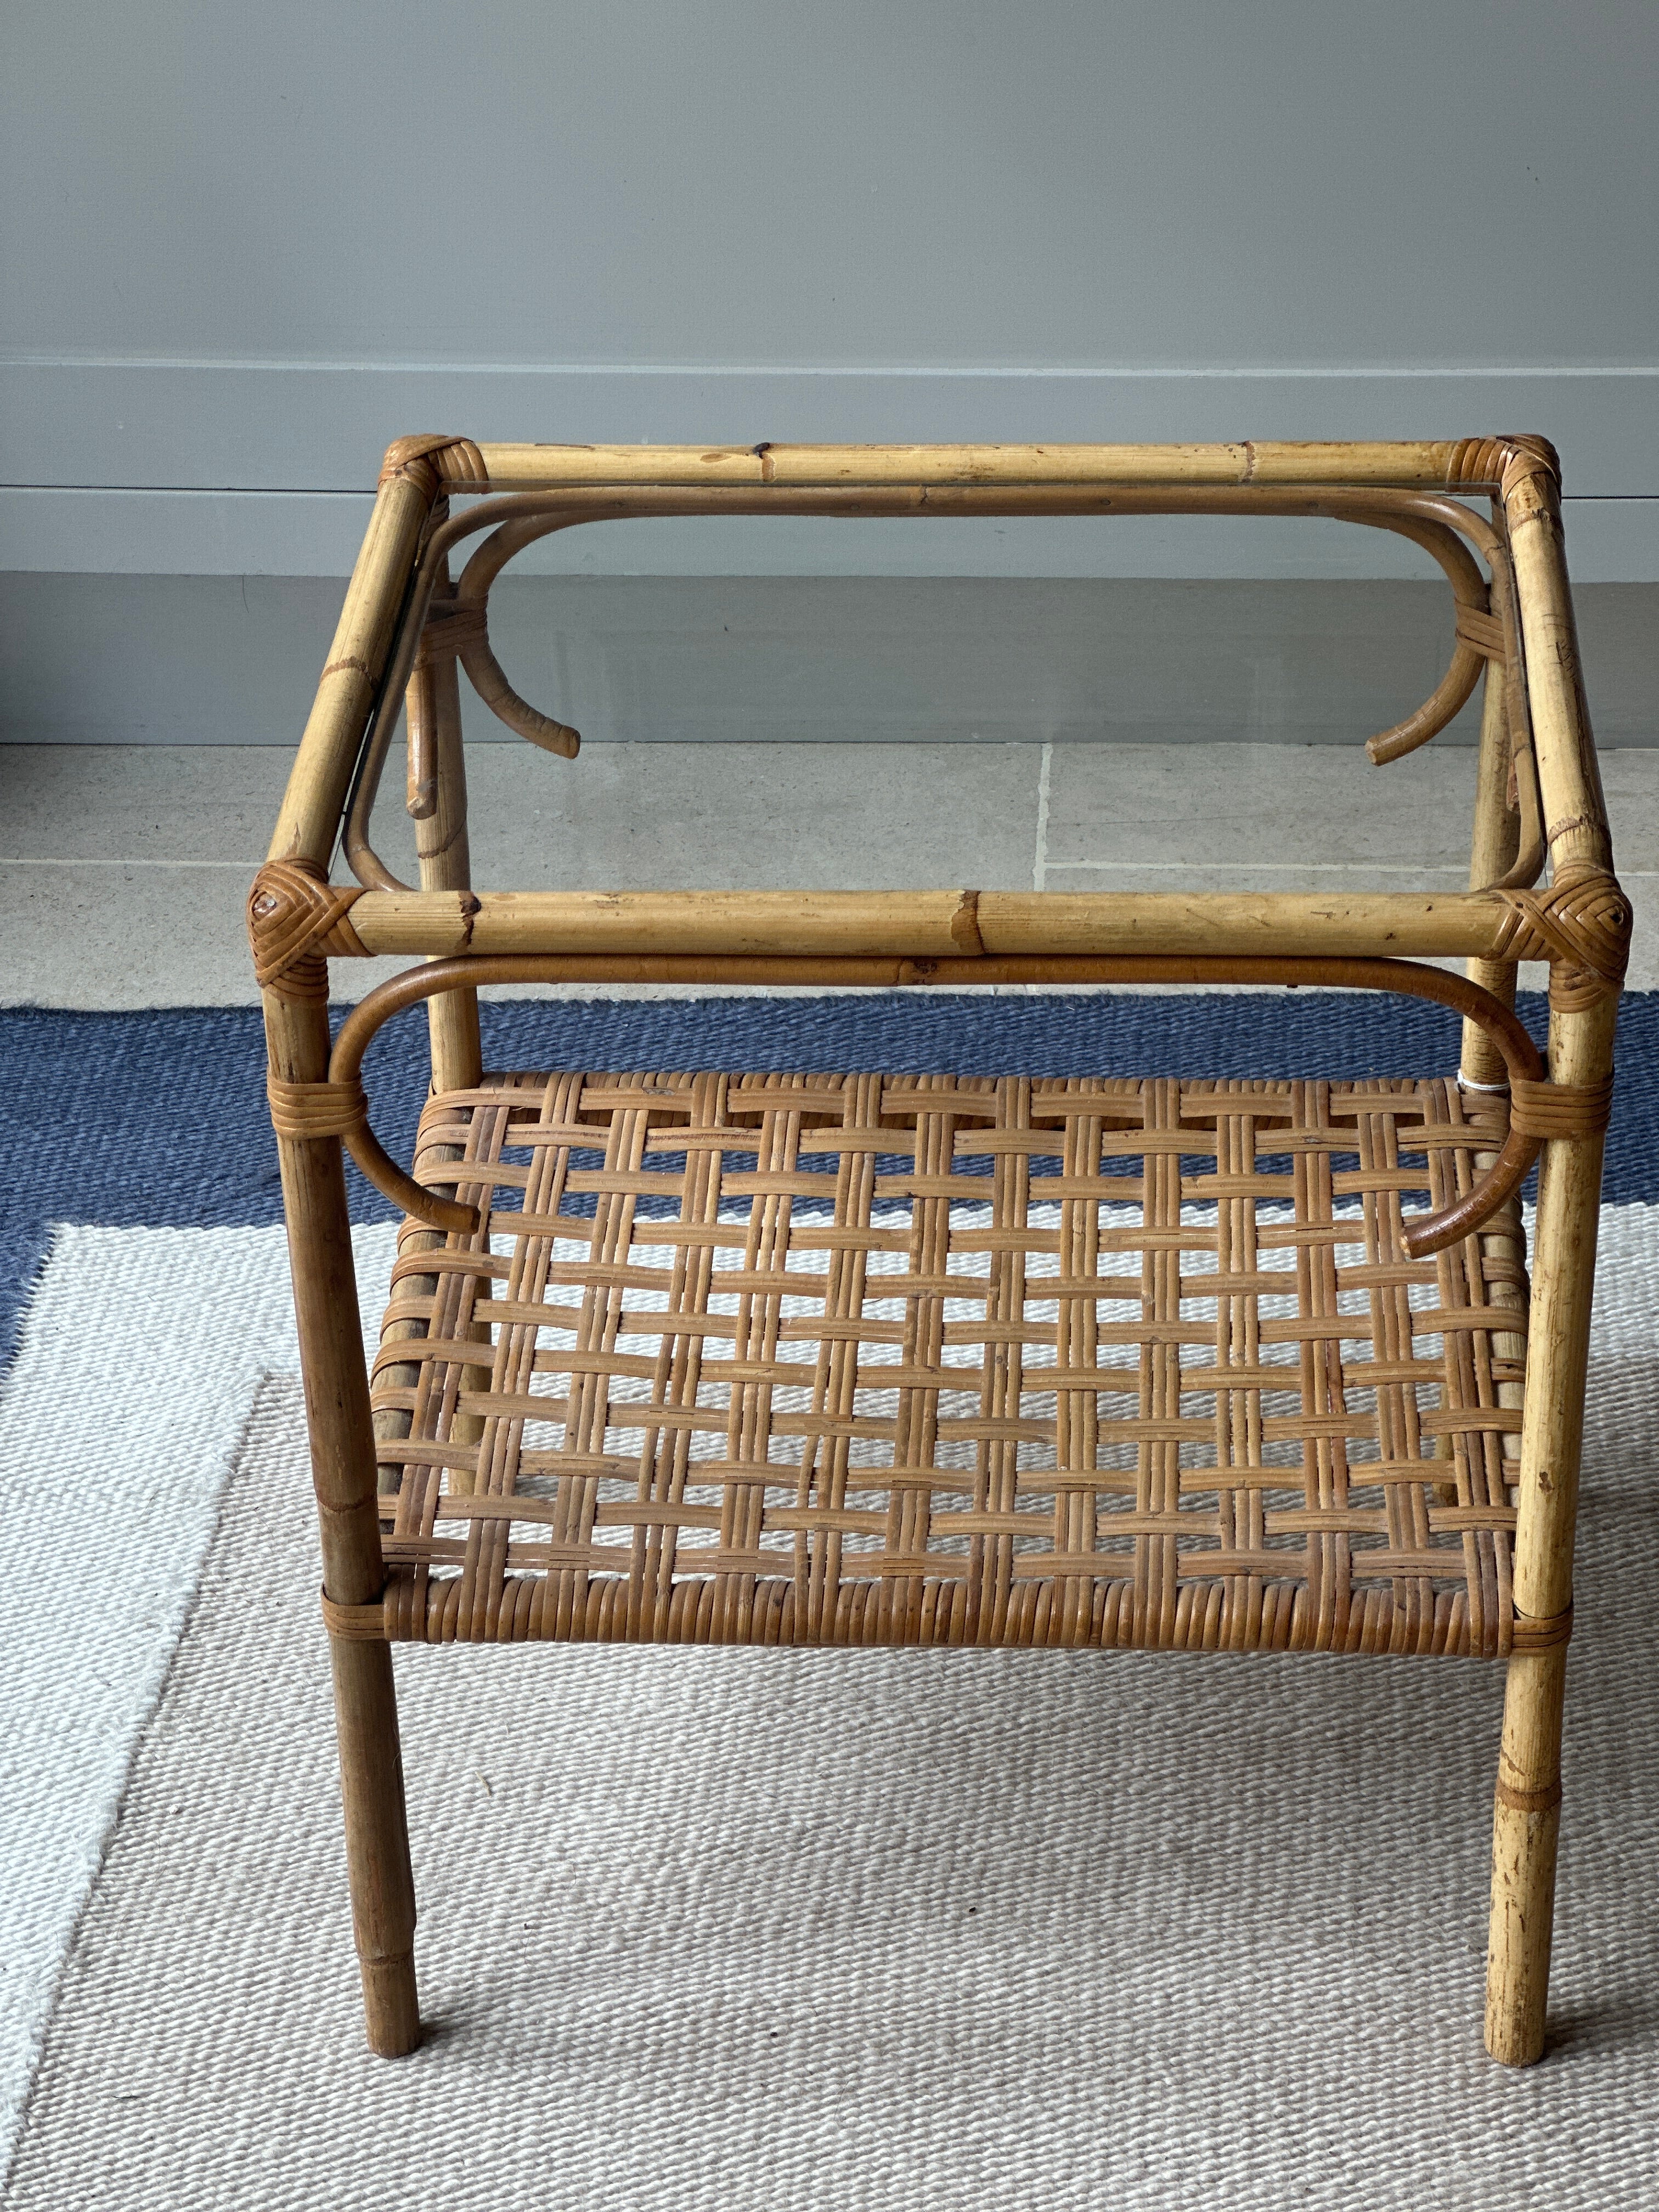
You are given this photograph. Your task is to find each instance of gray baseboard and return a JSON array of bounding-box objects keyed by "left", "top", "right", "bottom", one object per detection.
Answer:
[{"left": 3, "top": 572, "right": 1653, "bottom": 747}]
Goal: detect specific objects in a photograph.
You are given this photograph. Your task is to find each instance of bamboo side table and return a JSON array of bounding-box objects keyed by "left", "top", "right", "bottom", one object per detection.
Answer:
[{"left": 250, "top": 436, "right": 1627, "bottom": 2068}]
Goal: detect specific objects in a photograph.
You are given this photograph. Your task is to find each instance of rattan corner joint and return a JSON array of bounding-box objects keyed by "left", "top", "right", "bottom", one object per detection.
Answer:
[{"left": 252, "top": 435, "right": 1627, "bottom": 2069}]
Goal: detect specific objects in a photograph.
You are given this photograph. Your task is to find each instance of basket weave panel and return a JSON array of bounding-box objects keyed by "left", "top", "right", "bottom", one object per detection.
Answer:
[{"left": 369, "top": 1070, "right": 1526, "bottom": 1656}]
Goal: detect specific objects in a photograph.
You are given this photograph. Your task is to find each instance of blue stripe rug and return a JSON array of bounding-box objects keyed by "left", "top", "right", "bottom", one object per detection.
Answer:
[{"left": 4, "top": 989, "right": 1655, "bottom": 1365}]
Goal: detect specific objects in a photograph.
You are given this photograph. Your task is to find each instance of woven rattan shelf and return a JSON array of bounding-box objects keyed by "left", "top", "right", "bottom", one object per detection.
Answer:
[
  {"left": 358, "top": 1070, "right": 1532, "bottom": 1659},
  {"left": 254, "top": 436, "right": 1626, "bottom": 2070}
]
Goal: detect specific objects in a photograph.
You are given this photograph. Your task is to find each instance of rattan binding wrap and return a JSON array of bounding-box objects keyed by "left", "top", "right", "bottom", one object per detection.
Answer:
[
  {"left": 377, "top": 433, "right": 489, "bottom": 499},
  {"left": 364, "top": 1070, "right": 1533, "bottom": 1657},
  {"left": 1448, "top": 435, "right": 1561, "bottom": 500},
  {"left": 248, "top": 859, "right": 368, "bottom": 998},
  {"left": 1507, "top": 1075, "right": 1615, "bottom": 1141},
  {"left": 413, "top": 600, "right": 489, "bottom": 668},
  {"left": 266, "top": 1074, "right": 370, "bottom": 1142},
  {"left": 1485, "top": 865, "right": 1631, "bottom": 1009}
]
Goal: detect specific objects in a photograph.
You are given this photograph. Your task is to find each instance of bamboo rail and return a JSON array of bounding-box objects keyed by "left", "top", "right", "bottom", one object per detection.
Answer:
[
  {"left": 269, "top": 470, "right": 432, "bottom": 870},
  {"left": 340, "top": 884, "right": 1536, "bottom": 963},
  {"left": 445, "top": 438, "right": 1558, "bottom": 494}
]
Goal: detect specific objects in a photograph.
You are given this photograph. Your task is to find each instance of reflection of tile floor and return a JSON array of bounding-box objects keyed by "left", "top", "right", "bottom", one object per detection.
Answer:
[{"left": 4, "top": 740, "right": 1656, "bottom": 1005}]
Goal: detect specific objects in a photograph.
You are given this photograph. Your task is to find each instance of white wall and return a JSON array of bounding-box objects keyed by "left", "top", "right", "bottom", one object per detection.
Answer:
[
  {"left": 3, "top": 0, "right": 1655, "bottom": 578},
  {"left": 19, "top": 2, "right": 1659, "bottom": 363},
  {"left": 8, "top": 1, "right": 1654, "bottom": 369}
]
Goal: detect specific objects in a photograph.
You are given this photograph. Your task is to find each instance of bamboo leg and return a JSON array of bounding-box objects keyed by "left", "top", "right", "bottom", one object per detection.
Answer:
[
  {"left": 265, "top": 983, "right": 420, "bottom": 2056},
  {"left": 331, "top": 1639, "right": 421, "bottom": 2055},
  {"left": 1483, "top": 992, "right": 1616, "bottom": 2064}
]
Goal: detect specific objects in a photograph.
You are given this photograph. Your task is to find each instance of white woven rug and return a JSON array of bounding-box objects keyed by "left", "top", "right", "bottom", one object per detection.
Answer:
[{"left": 4, "top": 1215, "right": 1658, "bottom": 2208}]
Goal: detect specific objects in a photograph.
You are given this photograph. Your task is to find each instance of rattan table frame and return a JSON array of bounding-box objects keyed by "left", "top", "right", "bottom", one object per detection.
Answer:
[{"left": 250, "top": 436, "right": 1627, "bottom": 2069}]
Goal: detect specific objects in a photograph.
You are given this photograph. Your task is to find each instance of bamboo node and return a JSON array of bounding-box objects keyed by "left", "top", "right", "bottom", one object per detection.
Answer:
[
  {"left": 249, "top": 859, "right": 369, "bottom": 996},
  {"left": 950, "top": 890, "right": 986, "bottom": 956},
  {"left": 1495, "top": 1775, "right": 1564, "bottom": 1813},
  {"left": 321, "top": 654, "right": 375, "bottom": 685},
  {"left": 1485, "top": 865, "right": 1630, "bottom": 1001},
  {"left": 1509, "top": 1075, "right": 1615, "bottom": 1141},
  {"left": 378, "top": 435, "right": 488, "bottom": 501},
  {"left": 267, "top": 1074, "right": 370, "bottom": 1142}
]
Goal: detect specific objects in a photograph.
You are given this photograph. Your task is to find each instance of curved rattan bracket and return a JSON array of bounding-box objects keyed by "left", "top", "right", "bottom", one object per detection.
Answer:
[
  {"left": 325, "top": 951, "right": 1596, "bottom": 1255},
  {"left": 448, "top": 513, "right": 584, "bottom": 759},
  {"left": 410, "top": 584, "right": 580, "bottom": 818}
]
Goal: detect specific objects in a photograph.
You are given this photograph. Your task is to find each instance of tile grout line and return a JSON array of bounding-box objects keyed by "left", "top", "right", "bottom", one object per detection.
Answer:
[
  {"left": 8, "top": 853, "right": 1659, "bottom": 883},
  {"left": 8, "top": 852, "right": 1659, "bottom": 885},
  {"left": 0, "top": 857, "right": 263, "bottom": 870},
  {"left": 1044, "top": 859, "right": 1477, "bottom": 874},
  {"left": 1032, "top": 741, "right": 1052, "bottom": 893}
]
